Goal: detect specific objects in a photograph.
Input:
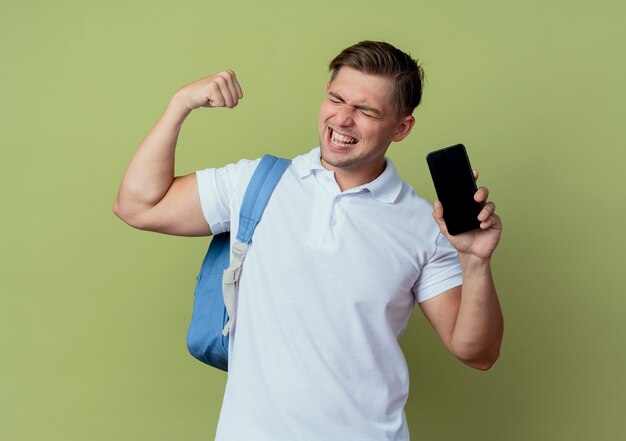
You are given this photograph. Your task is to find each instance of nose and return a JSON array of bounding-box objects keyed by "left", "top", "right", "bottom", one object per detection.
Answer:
[{"left": 334, "top": 105, "right": 355, "bottom": 126}]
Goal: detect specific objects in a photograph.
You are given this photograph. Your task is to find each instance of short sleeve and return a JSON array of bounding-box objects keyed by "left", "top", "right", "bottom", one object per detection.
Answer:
[
  {"left": 195, "top": 158, "right": 260, "bottom": 235},
  {"left": 412, "top": 233, "right": 463, "bottom": 303}
]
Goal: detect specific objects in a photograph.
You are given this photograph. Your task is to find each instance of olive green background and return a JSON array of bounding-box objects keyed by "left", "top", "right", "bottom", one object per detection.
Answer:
[{"left": 2, "top": 0, "right": 625, "bottom": 440}]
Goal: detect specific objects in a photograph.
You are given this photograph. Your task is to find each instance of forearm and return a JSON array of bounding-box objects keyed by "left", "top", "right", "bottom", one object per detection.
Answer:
[
  {"left": 113, "top": 94, "right": 191, "bottom": 220},
  {"left": 449, "top": 255, "right": 504, "bottom": 369}
]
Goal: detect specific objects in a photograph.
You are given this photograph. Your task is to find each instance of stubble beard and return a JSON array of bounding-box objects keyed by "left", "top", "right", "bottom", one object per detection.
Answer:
[
  {"left": 320, "top": 138, "right": 389, "bottom": 173},
  {"left": 319, "top": 140, "right": 359, "bottom": 170}
]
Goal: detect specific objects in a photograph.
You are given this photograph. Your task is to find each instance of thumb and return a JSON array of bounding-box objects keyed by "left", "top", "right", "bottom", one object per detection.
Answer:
[{"left": 432, "top": 200, "right": 449, "bottom": 235}]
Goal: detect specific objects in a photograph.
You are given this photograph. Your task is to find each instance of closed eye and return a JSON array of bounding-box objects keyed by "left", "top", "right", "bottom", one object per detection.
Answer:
[
  {"left": 328, "top": 94, "right": 343, "bottom": 104},
  {"left": 328, "top": 91, "right": 383, "bottom": 119},
  {"left": 359, "top": 109, "right": 382, "bottom": 120}
]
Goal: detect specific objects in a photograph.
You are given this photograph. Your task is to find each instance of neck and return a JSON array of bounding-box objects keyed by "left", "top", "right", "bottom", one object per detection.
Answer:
[{"left": 321, "top": 158, "right": 386, "bottom": 192}]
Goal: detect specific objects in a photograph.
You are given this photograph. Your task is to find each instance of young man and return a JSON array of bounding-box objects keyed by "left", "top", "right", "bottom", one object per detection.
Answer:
[{"left": 114, "top": 41, "right": 503, "bottom": 441}]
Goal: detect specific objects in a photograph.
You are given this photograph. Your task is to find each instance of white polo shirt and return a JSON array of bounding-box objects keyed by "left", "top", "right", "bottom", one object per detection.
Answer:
[{"left": 196, "top": 147, "right": 462, "bottom": 441}]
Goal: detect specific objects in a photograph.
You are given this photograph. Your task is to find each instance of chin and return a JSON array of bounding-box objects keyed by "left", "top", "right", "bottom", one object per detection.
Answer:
[{"left": 321, "top": 148, "right": 354, "bottom": 170}]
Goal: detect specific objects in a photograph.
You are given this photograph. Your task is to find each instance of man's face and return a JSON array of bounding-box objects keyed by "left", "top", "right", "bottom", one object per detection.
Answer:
[{"left": 318, "top": 67, "right": 414, "bottom": 186}]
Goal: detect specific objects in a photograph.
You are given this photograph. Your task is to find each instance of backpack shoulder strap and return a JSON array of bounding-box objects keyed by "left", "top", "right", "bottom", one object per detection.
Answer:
[
  {"left": 237, "top": 154, "right": 291, "bottom": 244},
  {"left": 222, "top": 154, "right": 290, "bottom": 336}
]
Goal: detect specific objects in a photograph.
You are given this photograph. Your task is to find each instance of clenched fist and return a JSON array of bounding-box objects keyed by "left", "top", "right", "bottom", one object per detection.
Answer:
[{"left": 175, "top": 70, "right": 243, "bottom": 111}]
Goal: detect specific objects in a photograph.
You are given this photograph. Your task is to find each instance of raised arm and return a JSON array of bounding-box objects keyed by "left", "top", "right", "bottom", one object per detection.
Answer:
[
  {"left": 112, "top": 70, "right": 243, "bottom": 236},
  {"left": 419, "top": 174, "right": 504, "bottom": 370}
]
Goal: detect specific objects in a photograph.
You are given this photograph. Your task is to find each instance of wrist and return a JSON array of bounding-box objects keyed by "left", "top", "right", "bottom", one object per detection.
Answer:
[
  {"left": 458, "top": 252, "right": 492, "bottom": 274},
  {"left": 169, "top": 93, "right": 194, "bottom": 116},
  {"left": 163, "top": 94, "right": 193, "bottom": 128}
]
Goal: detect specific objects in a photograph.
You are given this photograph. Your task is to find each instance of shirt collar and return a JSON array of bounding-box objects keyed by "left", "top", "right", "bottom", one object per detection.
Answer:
[{"left": 294, "top": 147, "right": 403, "bottom": 204}]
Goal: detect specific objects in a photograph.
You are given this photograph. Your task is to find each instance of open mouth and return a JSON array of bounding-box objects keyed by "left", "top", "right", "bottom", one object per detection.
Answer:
[{"left": 329, "top": 128, "right": 358, "bottom": 147}]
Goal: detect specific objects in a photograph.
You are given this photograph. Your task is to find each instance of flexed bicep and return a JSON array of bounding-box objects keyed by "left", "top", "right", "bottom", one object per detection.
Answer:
[{"left": 117, "top": 173, "right": 212, "bottom": 237}]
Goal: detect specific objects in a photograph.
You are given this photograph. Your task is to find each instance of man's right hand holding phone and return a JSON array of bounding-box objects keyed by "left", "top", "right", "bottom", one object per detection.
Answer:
[{"left": 432, "top": 169, "right": 502, "bottom": 263}]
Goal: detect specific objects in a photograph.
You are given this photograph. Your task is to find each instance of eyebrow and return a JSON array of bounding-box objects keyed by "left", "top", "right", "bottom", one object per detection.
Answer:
[{"left": 328, "top": 91, "right": 383, "bottom": 117}]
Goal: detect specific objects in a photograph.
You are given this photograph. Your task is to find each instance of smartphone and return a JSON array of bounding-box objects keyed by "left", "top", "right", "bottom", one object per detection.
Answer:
[{"left": 426, "top": 144, "right": 482, "bottom": 235}]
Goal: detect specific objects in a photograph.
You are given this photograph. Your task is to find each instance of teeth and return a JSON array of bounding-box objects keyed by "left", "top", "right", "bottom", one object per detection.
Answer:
[{"left": 331, "top": 129, "right": 358, "bottom": 146}]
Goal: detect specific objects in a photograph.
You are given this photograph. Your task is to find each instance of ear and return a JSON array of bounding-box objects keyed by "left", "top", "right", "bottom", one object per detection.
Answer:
[
  {"left": 325, "top": 82, "right": 330, "bottom": 91},
  {"left": 391, "top": 115, "right": 415, "bottom": 142}
]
